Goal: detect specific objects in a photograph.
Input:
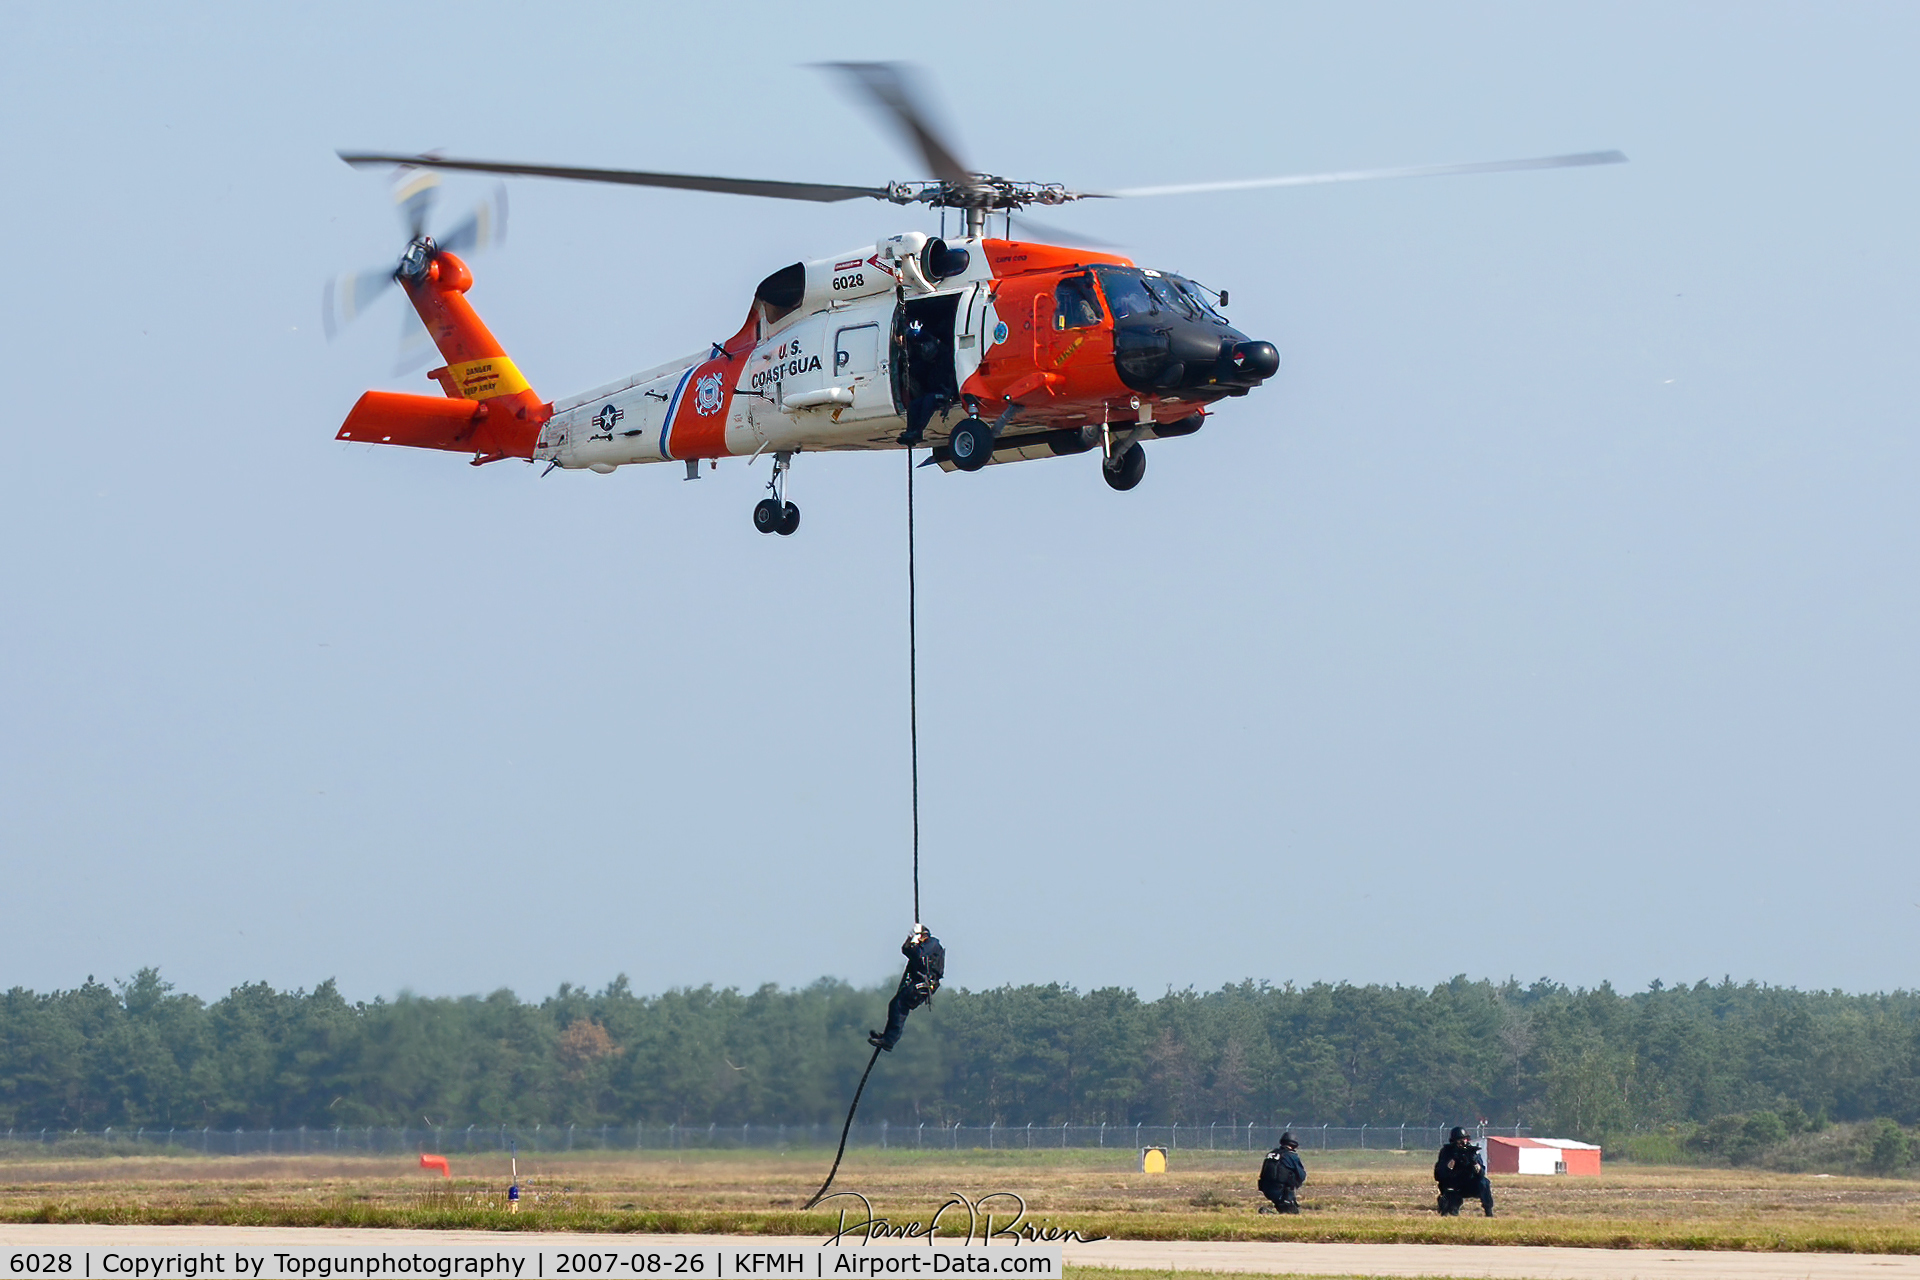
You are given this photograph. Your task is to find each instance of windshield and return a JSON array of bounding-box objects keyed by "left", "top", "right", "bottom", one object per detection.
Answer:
[
  {"left": 1167, "top": 275, "right": 1227, "bottom": 321},
  {"left": 1093, "top": 267, "right": 1209, "bottom": 322}
]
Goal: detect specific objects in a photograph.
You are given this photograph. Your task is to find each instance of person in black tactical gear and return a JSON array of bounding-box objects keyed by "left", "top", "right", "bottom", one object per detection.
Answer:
[
  {"left": 1434, "top": 1127, "right": 1494, "bottom": 1217},
  {"left": 896, "top": 318, "right": 958, "bottom": 446},
  {"left": 868, "top": 923, "right": 944, "bottom": 1051},
  {"left": 1256, "top": 1132, "right": 1306, "bottom": 1213}
]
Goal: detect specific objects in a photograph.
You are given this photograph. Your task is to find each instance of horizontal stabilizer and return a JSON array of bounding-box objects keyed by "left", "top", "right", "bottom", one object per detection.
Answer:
[{"left": 336, "top": 391, "right": 534, "bottom": 460}]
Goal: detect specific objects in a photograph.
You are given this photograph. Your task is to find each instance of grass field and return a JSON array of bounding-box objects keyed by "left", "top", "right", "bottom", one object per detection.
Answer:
[{"left": 0, "top": 1147, "right": 1915, "bottom": 1253}]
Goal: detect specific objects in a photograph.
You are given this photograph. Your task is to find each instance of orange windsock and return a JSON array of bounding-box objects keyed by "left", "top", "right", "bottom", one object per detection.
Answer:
[{"left": 420, "top": 1153, "right": 451, "bottom": 1178}]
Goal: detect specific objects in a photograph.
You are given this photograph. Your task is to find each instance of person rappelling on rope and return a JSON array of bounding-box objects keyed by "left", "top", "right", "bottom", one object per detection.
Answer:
[
  {"left": 806, "top": 922, "right": 944, "bottom": 1207},
  {"left": 800, "top": 459, "right": 936, "bottom": 1213},
  {"left": 869, "top": 923, "right": 944, "bottom": 1051}
]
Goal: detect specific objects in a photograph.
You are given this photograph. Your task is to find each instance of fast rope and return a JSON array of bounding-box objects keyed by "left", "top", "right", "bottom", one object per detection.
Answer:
[
  {"left": 803, "top": 445, "right": 922, "bottom": 1211},
  {"left": 802, "top": 1042, "right": 882, "bottom": 1208},
  {"left": 908, "top": 441, "right": 920, "bottom": 923}
]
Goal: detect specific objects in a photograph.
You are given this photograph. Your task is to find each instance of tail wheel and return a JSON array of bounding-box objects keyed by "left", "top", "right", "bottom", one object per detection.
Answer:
[
  {"left": 1103, "top": 442, "right": 1146, "bottom": 491},
  {"left": 753, "top": 498, "right": 783, "bottom": 533},
  {"left": 949, "top": 418, "right": 993, "bottom": 472},
  {"left": 776, "top": 501, "right": 801, "bottom": 536}
]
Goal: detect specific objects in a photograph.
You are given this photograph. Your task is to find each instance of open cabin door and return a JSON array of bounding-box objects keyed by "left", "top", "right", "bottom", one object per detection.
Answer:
[{"left": 895, "top": 293, "right": 962, "bottom": 429}]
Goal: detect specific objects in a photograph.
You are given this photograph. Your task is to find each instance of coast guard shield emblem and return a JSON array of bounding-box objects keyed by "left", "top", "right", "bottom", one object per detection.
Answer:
[{"left": 694, "top": 371, "right": 726, "bottom": 416}]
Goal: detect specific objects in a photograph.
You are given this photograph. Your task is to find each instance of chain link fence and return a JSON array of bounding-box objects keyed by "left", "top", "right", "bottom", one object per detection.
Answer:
[{"left": 0, "top": 1122, "right": 1527, "bottom": 1157}]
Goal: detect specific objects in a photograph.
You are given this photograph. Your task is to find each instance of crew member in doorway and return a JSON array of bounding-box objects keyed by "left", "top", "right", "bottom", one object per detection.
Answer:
[
  {"left": 869, "top": 923, "right": 944, "bottom": 1051},
  {"left": 1257, "top": 1132, "right": 1306, "bottom": 1213},
  {"left": 1434, "top": 1127, "right": 1494, "bottom": 1217},
  {"left": 898, "top": 317, "right": 957, "bottom": 446}
]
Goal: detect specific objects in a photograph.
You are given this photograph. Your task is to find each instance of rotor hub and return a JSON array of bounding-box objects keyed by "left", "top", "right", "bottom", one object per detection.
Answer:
[
  {"left": 887, "top": 176, "right": 1080, "bottom": 212},
  {"left": 396, "top": 236, "right": 436, "bottom": 282}
]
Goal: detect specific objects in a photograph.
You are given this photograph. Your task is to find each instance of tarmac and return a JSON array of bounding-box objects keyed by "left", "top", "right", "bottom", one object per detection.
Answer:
[{"left": 1, "top": 1227, "right": 1917, "bottom": 1280}]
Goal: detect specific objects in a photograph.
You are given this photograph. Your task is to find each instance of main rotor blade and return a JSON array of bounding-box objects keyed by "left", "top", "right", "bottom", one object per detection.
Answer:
[
  {"left": 1099, "top": 150, "right": 1628, "bottom": 199},
  {"left": 818, "top": 62, "right": 972, "bottom": 186},
  {"left": 339, "top": 152, "right": 890, "bottom": 204}
]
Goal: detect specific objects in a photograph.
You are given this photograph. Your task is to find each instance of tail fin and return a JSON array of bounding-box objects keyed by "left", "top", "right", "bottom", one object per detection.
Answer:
[{"left": 335, "top": 251, "right": 547, "bottom": 463}]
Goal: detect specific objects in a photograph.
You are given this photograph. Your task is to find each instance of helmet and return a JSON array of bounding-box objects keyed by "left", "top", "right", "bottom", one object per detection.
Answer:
[
  {"left": 1449, "top": 1126, "right": 1469, "bottom": 1142},
  {"left": 1279, "top": 1131, "right": 1298, "bottom": 1149}
]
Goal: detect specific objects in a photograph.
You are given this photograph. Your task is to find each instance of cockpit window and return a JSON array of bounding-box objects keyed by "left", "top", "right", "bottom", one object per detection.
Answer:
[
  {"left": 1054, "top": 274, "right": 1104, "bottom": 329},
  {"left": 1093, "top": 266, "right": 1207, "bottom": 322},
  {"left": 1092, "top": 268, "right": 1157, "bottom": 320},
  {"left": 1168, "top": 275, "right": 1227, "bottom": 321}
]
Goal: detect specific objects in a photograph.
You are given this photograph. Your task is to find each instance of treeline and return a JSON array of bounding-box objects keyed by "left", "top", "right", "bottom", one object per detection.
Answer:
[{"left": 2, "top": 971, "right": 1918, "bottom": 1141}]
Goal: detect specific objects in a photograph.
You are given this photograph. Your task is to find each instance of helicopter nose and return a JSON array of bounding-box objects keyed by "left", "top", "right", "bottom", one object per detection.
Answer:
[{"left": 1229, "top": 340, "right": 1280, "bottom": 381}]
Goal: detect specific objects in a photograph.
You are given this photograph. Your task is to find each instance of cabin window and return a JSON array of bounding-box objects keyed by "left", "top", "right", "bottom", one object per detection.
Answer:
[
  {"left": 835, "top": 324, "right": 881, "bottom": 377},
  {"left": 754, "top": 262, "right": 807, "bottom": 324},
  {"left": 1054, "top": 274, "right": 1104, "bottom": 330}
]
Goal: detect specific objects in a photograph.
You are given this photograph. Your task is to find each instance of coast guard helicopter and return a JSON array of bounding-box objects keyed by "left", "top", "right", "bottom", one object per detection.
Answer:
[{"left": 330, "top": 64, "right": 1623, "bottom": 535}]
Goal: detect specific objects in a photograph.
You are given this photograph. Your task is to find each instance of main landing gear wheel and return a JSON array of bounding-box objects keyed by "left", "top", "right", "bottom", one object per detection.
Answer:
[
  {"left": 754, "top": 450, "right": 801, "bottom": 535},
  {"left": 948, "top": 417, "right": 993, "bottom": 472},
  {"left": 1103, "top": 441, "right": 1146, "bottom": 491}
]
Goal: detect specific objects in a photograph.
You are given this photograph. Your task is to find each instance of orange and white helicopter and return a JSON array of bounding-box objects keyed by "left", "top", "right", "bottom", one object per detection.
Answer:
[{"left": 330, "top": 64, "right": 1622, "bottom": 535}]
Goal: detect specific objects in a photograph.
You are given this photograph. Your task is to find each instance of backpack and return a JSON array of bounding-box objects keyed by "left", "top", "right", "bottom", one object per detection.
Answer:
[{"left": 1259, "top": 1149, "right": 1301, "bottom": 1190}]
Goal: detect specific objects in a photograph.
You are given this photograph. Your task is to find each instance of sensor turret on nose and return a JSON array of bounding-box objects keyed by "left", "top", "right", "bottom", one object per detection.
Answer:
[{"left": 1229, "top": 340, "right": 1280, "bottom": 382}]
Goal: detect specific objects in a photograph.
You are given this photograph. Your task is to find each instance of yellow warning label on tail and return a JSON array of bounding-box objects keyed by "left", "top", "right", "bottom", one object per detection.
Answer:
[{"left": 448, "top": 356, "right": 530, "bottom": 400}]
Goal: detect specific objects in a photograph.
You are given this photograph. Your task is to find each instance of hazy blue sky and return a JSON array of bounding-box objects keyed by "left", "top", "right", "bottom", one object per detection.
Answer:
[{"left": 2, "top": 2, "right": 1915, "bottom": 1003}]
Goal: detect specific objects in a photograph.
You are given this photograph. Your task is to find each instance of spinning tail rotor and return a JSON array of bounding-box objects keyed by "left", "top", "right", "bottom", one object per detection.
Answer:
[{"left": 322, "top": 166, "right": 507, "bottom": 369}]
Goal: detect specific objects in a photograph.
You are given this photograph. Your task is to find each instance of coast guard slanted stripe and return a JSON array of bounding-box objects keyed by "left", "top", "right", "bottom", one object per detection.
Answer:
[
  {"left": 663, "top": 358, "right": 739, "bottom": 460},
  {"left": 656, "top": 363, "right": 700, "bottom": 461}
]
